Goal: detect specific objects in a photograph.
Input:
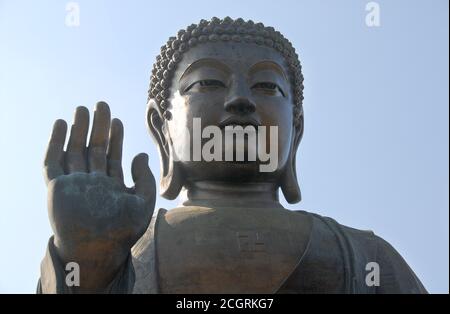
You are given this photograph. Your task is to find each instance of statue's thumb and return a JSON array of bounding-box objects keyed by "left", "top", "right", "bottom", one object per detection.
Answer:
[{"left": 131, "top": 153, "right": 156, "bottom": 204}]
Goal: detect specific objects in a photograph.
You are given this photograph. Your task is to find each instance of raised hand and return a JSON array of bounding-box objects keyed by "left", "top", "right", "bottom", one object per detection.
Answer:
[{"left": 43, "top": 102, "right": 156, "bottom": 290}]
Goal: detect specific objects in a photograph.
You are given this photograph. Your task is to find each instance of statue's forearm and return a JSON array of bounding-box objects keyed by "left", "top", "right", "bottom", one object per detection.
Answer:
[{"left": 38, "top": 236, "right": 135, "bottom": 294}]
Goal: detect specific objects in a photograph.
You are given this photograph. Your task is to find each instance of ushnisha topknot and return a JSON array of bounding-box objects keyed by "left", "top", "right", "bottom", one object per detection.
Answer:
[{"left": 148, "top": 17, "right": 304, "bottom": 128}]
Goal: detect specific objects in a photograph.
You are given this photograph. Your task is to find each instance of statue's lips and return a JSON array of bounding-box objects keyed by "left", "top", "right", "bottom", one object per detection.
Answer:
[{"left": 218, "top": 117, "right": 261, "bottom": 129}]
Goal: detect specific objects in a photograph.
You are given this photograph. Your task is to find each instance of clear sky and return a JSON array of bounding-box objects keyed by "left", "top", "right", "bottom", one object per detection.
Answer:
[{"left": 0, "top": 0, "right": 448, "bottom": 293}]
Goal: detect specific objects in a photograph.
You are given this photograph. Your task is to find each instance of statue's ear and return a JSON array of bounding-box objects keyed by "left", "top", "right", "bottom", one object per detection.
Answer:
[
  {"left": 280, "top": 113, "right": 304, "bottom": 204},
  {"left": 146, "top": 99, "right": 183, "bottom": 200}
]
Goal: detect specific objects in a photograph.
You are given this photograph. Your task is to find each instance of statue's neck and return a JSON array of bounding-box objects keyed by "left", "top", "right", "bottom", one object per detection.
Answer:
[{"left": 181, "top": 181, "right": 284, "bottom": 209}]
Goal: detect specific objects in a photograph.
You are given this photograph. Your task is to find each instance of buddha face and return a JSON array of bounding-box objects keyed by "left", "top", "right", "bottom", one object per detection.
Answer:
[{"left": 152, "top": 41, "right": 300, "bottom": 185}]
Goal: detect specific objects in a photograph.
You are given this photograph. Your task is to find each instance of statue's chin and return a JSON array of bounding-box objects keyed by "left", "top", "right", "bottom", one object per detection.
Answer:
[{"left": 180, "top": 160, "right": 280, "bottom": 183}]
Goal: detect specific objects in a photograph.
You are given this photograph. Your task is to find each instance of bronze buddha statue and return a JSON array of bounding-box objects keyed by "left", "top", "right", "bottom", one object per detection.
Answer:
[{"left": 38, "top": 17, "right": 427, "bottom": 294}]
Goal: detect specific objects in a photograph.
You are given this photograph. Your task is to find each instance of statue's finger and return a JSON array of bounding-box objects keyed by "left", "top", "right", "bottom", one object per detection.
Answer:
[
  {"left": 88, "top": 101, "right": 110, "bottom": 174},
  {"left": 107, "top": 118, "right": 124, "bottom": 183},
  {"left": 131, "top": 153, "right": 156, "bottom": 203},
  {"left": 66, "top": 106, "right": 89, "bottom": 173},
  {"left": 43, "top": 119, "right": 67, "bottom": 184}
]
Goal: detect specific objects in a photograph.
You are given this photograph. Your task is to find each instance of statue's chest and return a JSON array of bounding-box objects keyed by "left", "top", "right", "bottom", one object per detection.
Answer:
[{"left": 155, "top": 207, "right": 311, "bottom": 293}]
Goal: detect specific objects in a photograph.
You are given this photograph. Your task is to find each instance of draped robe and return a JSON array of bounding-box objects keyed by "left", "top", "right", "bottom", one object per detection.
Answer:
[{"left": 38, "top": 206, "right": 427, "bottom": 294}]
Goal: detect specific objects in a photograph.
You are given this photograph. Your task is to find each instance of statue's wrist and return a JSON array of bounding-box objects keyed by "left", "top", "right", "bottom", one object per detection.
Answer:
[{"left": 52, "top": 235, "right": 130, "bottom": 290}]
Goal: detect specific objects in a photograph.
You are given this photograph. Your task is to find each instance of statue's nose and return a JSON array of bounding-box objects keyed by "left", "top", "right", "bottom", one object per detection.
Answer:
[
  {"left": 224, "top": 77, "right": 256, "bottom": 115},
  {"left": 224, "top": 79, "right": 256, "bottom": 115},
  {"left": 224, "top": 96, "right": 256, "bottom": 115}
]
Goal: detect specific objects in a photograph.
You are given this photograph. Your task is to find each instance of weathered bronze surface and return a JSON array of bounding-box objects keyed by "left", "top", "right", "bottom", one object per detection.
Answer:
[{"left": 38, "top": 17, "right": 427, "bottom": 294}]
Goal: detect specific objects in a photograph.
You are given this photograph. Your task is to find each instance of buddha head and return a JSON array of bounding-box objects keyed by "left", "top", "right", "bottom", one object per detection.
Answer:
[{"left": 146, "top": 17, "right": 304, "bottom": 204}]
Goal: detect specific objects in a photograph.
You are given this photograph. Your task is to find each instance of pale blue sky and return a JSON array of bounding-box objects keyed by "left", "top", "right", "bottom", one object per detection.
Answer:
[{"left": 0, "top": 0, "right": 448, "bottom": 293}]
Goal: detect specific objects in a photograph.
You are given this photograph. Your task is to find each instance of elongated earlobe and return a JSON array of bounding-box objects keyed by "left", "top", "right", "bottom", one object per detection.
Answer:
[
  {"left": 146, "top": 99, "right": 183, "bottom": 200},
  {"left": 280, "top": 114, "right": 304, "bottom": 204}
]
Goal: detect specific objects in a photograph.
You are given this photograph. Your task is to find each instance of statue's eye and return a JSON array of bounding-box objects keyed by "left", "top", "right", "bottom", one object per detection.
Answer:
[
  {"left": 251, "top": 82, "right": 285, "bottom": 97},
  {"left": 185, "top": 79, "right": 227, "bottom": 92}
]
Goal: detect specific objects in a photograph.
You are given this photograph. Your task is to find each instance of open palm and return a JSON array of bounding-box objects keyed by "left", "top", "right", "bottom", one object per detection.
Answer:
[{"left": 43, "top": 102, "right": 156, "bottom": 272}]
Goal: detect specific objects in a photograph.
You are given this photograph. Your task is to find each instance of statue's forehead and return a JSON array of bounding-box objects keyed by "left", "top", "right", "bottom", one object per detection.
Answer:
[{"left": 174, "top": 42, "right": 289, "bottom": 75}]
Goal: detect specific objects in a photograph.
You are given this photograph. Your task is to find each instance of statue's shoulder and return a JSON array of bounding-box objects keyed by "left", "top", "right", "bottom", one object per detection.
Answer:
[
  {"left": 295, "top": 210, "right": 408, "bottom": 267},
  {"left": 290, "top": 209, "right": 380, "bottom": 261},
  {"left": 284, "top": 210, "right": 427, "bottom": 293},
  {"left": 290, "top": 210, "right": 377, "bottom": 247}
]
